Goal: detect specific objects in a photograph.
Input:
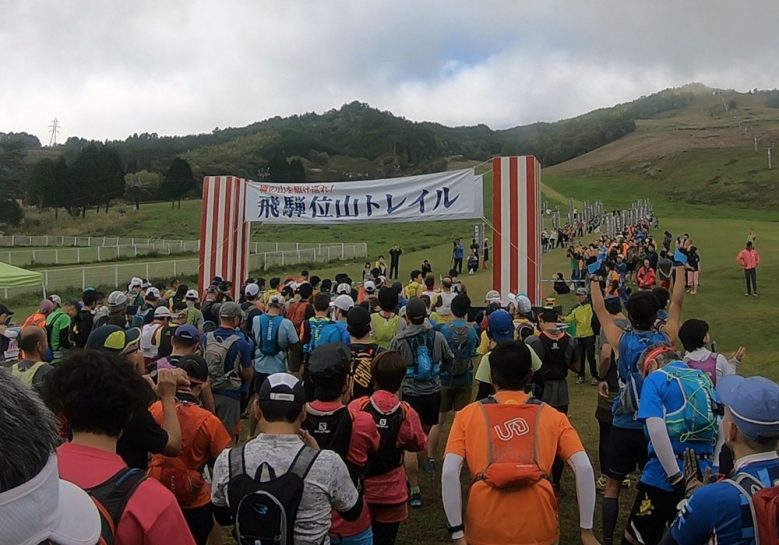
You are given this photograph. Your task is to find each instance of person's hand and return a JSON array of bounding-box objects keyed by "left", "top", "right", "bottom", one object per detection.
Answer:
[
  {"left": 171, "top": 367, "right": 191, "bottom": 388},
  {"left": 683, "top": 448, "right": 713, "bottom": 497},
  {"left": 156, "top": 368, "right": 179, "bottom": 400},
  {"left": 730, "top": 346, "right": 746, "bottom": 364},
  {"left": 580, "top": 528, "right": 601, "bottom": 545},
  {"left": 452, "top": 537, "right": 467, "bottom": 545},
  {"left": 598, "top": 381, "right": 610, "bottom": 398},
  {"left": 299, "top": 429, "right": 320, "bottom": 450}
]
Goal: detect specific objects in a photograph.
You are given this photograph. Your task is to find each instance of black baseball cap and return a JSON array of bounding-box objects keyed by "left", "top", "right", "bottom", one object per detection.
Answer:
[
  {"left": 86, "top": 325, "right": 141, "bottom": 355},
  {"left": 308, "top": 343, "right": 352, "bottom": 381},
  {"left": 258, "top": 373, "right": 306, "bottom": 404},
  {"left": 347, "top": 306, "right": 372, "bottom": 329},
  {"left": 176, "top": 354, "right": 209, "bottom": 383},
  {"left": 0, "top": 304, "right": 13, "bottom": 316},
  {"left": 405, "top": 298, "right": 427, "bottom": 322}
]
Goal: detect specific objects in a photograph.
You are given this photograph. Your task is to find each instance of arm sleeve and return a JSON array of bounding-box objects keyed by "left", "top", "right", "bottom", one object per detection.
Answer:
[
  {"left": 716, "top": 354, "right": 737, "bottom": 379},
  {"left": 210, "top": 449, "right": 231, "bottom": 507},
  {"left": 567, "top": 451, "right": 596, "bottom": 529},
  {"left": 328, "top": 453, "right": 361, "bottom": 517},
  {"left": 646, "top": 417, "right": 681, "bottom": 478},
  {"left": 441, "top": 453, "right": 465, "bottom": 540}
]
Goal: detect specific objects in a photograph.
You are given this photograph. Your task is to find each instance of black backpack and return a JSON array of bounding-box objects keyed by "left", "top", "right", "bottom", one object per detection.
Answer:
[
  {"left": 86, "top": 468, "right": 146, "bottom": 545},
  {"left": 362, "top": 399, "right": 406, "bottom": 477},
  {"left": 227, "top": 445, "right": 319, "bottom": 545},
  {"left": 303, "top": 406, "right": 353, "bottom": 459},
  {"left": 537, "top": 333, "right": 571, "bottom": 380}
]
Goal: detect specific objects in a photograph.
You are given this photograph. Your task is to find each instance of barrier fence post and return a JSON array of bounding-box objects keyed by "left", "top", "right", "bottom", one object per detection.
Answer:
[
  {"left": 341, "top": 244, "right": 345, "bottom": 260},
  {"left": 97, "top": 247, "right": 101, "bottom": 262},
  {"left": 173, "top": 261, "right": 177, "bottom": 276},
  {"left": 45, "top": 271, "right": 48, "bottom": 286},
  {"left": 77, "top": 248, "right": 81, "bottom": 262},
  {"left": 115, "top": 266, "right": 119, "bottom": 288},
  {"left": 32, "top": 250, "right": 36, "bottom": 263},
  {"left": 145, "top": 263, "right": 150, "bottom": 281},
  {"left": 81, "top": 268, "right": 86, "bottom": 290}
]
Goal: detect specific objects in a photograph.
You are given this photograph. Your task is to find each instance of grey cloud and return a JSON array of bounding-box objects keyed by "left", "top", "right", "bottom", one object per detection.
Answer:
[{"left": 0, "top": 0, "right": 776, "bottom": 141}]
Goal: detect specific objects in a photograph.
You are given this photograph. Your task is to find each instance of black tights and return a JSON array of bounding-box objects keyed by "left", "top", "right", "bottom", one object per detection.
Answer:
[
  {"left": 598, "top": 419, "right": 612, "bottom": 475},
  {"left": 551, "top": 405, "right": 569, "bottom": 486},
  {"left": 183, "top": 504, "right": 214, "bottom": 545},
  {"left": 372, "top": 521, "right": 401, "bottom": 545}
]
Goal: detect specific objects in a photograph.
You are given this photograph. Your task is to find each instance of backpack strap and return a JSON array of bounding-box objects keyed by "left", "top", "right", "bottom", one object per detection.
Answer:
[
  {"left": 228, "top": 445, "right": 248, "bottom": 483},
  {"left": 288, "top": 446, "right": 319, "bottom": 480},
  {"left": 88, "top": 467, "right": 146, "bottom": 528},
  {"left": 725, "top": 472, "right": 764, "bottom": 542}
]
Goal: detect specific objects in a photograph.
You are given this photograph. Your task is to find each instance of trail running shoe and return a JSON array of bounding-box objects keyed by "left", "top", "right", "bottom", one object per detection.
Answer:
[
  {"left": 576, "top": 377, "right": 585, "bottom": 384},
  {"left": 409, "top": 492, "right": 423, "bottom": 508},
  {"left": 597, "top": 475, "right": 608, "bottom": 491},
  {"left": 422, "top": 457, "right": 436, "bottom": 475},
  {"left": 591, "top": 378, "right": 599, "bottom": 385},
  {"left": 622, "top": 476, "right": 631, "bottom": 488}
]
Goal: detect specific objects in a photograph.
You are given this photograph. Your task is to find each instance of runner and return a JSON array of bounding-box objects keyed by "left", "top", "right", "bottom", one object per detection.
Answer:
[
  {"left": 636, "top": 258, "right": 657, "bottom": 290},
  {"left": 140, "top": 306, "right": 171, "bottom": 369},
  {"left": 347, "top": 305, "right": 383, "bottom": 399},
  {"left": 249, "top": 294, "right": 299, "bottom": 437},
  {"left": 678, "top": 318, "right": 741, "bottom": 385},
  {"left": 95, "top": 290, "right": 131, "bottom": 329},
  {"left": 260, "top": 276, "right": 282, "bottom": 307},
  {"left": 181, "top": 289, "right": 204, "bottom": 332},
  {"left": 156, "top": 301, "right": 188, "bottom": 359},
  {"left": 302, "top": 293, "right": 342, "bottom": 365},
  {"left": 390, "top": 297, "right": 453, "bottom": 507},
  {"left": 667, "top": 375, "right": 779, "bottom": 545},
  {"left": 526, "top": 308, "right": 577, "bottom": 494},
  {"left": 432, "top": 276, "right": 457, "bottom": 324},
  {"left": 46, "top": 299, "right": 77, "bottom": 359},
  {"left": 0, "top": 370, "right": 101, "bottom": 545},
  {"left": 405, "top": 270, "right": 424, "bottom": 299},
  {"left": 304, "top": 343, "right": 380, "bottom": 545},
  {"left": 434, "top": 294, "right": 479, "bottom": 465},
  {"left": 563, "top": 288, "right": 597, "bottom": 385},
  {"left": 147, "top": 355, "right": 232, "bottom": 545},
  {"left": 621, "top": 346, "right": 720, "bottom": 545},
  {"left": 73, "top": 289, "right": 97, "bottom": 347},
  {"left": 11, "top": 326, "right": 53, "bottom": 394},
  {"left": 44, "top": 350, "right": 196, "bottom": 545},
  {"left": 442, "top": 341, "right": 598, "bottom": 545},
  {"left": 330, "top": 294, "right": 355, "bottom": 344},
  {"left": 372, "top": 287, "right": 405, "bottom": 350},
  {"left": 22, "top": 299, "right": 55, "bottom": 330},
  {"left": 591, "top": 264, "right": 686, "bottom": 545},
  {"left": 211, "top": 373, "right": 364, "bottom": 545},
  {"left": 452, "top": 239, "right": 464, "bottom": 275},
  {"left": 203, "top": 302, "right": 254, "bottom": 441}
]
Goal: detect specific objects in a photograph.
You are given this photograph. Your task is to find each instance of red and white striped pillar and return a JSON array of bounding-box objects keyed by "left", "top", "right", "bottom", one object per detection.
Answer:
[
  {"left": 198, "top": 176, "right": 250, "bottom": 297},
  {"left": 492, "top": 156, "right": 542, "bottom": 305}
]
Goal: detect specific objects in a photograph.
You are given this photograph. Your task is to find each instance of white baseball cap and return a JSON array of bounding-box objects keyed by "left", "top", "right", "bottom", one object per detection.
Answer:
[
  {"left": 48, "top": 294, "right": 62, "bottom": 306},
  {"left": 129, "top": 277, "right": 143, "bottom": 288},
  {"left": 185, "top": 289, "right": 199, "bottom": 300},
  {"left": 145, "top": 287, "right": 160, "bottom": 299},
  {"left": 244, "top": 283, "right": 260, "bottom": 297},
  {"left": 154, "top": 306, "right": 171, "bottom": 319},
  {"left": 330, "top": 294, "right": 355, "bottom": 312},
  {"left": 0, "top": 454, "right": 101, "bottom": 545},
  {"left": 336, "top": 282, "right": 352, "bottom": 295},
  {"left": 364, "top": 280, "right": 376, "bottom": 294},
  {"left": 484, "top": 289, "right": 501, "bottom": 304}
]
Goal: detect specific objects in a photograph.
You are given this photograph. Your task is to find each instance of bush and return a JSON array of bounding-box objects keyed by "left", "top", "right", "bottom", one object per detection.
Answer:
[{"left": 0, "top": 198, "right": 24, "bottom": 226}]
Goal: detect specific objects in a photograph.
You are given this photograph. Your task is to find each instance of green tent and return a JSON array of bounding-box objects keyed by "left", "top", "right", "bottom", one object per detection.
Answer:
[{"left": 0, "top": 261, "right": 43, "bottom": 294}]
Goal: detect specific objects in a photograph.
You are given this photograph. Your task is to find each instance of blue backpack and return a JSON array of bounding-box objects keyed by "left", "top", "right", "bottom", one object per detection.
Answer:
[
  {"left": 658, "top": 364, "right": 719, "bottom": 445},
  {"left": 305, "top": 317, "right": 334, "bottom": 355},
  {"left": 405, "top": 330, "right": 439, "bottom": 381},
  {"left": 613, "top": 329, "right": 670, "bottom": 417},
  {"left": 254, "top": 314, "right": 282, "bottom": 356}
]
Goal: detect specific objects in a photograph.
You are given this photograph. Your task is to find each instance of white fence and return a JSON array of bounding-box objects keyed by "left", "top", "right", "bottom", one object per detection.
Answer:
[
  {"left": 0, "top": 236, "right": 367, "bottom": 267},
  {"left": 1, "top": 243, "right": 368, "bottom": 299}
]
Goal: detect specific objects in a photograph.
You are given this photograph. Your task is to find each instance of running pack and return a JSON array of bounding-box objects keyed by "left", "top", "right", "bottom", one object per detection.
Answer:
[
  {"left": 86, "top": 468, "right": 147, "bottom": 545},
  {"left": 405, "top": 330, "right": 438, "bottom": 381},
  {"left": 359, "top": 397, "right": 406, "bottom": 477}
]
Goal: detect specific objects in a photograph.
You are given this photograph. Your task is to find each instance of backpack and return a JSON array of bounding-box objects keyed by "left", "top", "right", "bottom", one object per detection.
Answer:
[
  {"left": 86, "top": 468, "right": 147, "bottom": 545},
  {"left": 657, "top": 364, "right": 719, "bottom": 444},
  {"left": 437, "top": 292, "right": 457, "bottom": 316},
  {"left": 360, "top": 397, "right": 406, "bottom": 477},
  {"left": 613, "top": 329, "right": 671, "bottom": 417},
  {"left": 350, "top": 343, "right": 379, "bottom": 398},
  {"left": 304, "top": 317, "right": 334, "bottom": 355},
  {"left": 372, "top": 313, "right": 401, "bottom": 349},
  {"left": 22, "top": 312, "right": 46, "bottom": 329},
  {"left": 254, "top": 314, "right": 282, "bottom": 356},
  {"left": 446, "top": 325, "right": 473, "bottom": 377},
  {"left": 227, "top": 445, "right": 319, "bottom": 545},
  {"left": 287, "top": 301, "right": 309, "bottom": 332},
  {"left": 537, "top": 333, "right": 572, "bottom": 381},
  {"left": 726, "top": 468, "right": 779, "bottom": 545},
  {"left": 683, "top": 352, "right": 718, "bottom": 385},
  {"left": 516, "top": 321, "right": 535, "bottom": 343},
  {"left": 405, "top": 330, "right": 438, "bottom": 381},
  {"left": 147, "top": 403, "right": 211, "bottom": 507},
  {"left": 472, "top": 396, "right": 547, "bottom": 489},
  {"left": 302, "top": 405, "right": 354, "bottom": 459},
  {"left": 205, "top": 332, "right": 241, "bottom": 390},
  {"left": 10, "top": 361, "right": 48, "bottom": 387}
]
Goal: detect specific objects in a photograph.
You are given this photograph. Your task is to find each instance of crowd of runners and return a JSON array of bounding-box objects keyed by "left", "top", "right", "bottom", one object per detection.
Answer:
[{"left": 0, "top": 220, "right": 776, "bottom": 545}]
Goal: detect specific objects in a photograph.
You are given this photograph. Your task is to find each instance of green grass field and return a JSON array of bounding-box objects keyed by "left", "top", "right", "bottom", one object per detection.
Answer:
[{"left": 5, "top": 164, "right": 778, "bottom": 545}]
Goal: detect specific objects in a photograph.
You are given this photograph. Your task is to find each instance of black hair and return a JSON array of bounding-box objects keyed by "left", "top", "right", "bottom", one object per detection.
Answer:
[
  {"left": 370, "top": 268, "right": 381, "bottom": 279},
  {"left": 301, "top": 270, "right": 309, "bottom": 277},
  {"left": 309, "top": 275, "right": 321, "bottom": 288},
  {"left": 313, "top": 292, "right": 331, "bottom": 311},
  {"left": 371, "top": 351, "right": 407, "bottom": 393},
  {"left": 320, "top": 279, "right": 333, "bottom": 293},
  {"left": 348, "top": 322, "right": 371, "bottom": 339},
  {"left": 652, "top": 287, "right": 670, "bottom": 309},
  {"left": 312, "top": 376, "right": 347, "bottom": 402},
  {"left": 258, "top": 399, "right": 303, "bottom": 423},
  {"left": 378, "top": 286, "right": 399, "bottom": 312},
  {"left": 82, "top": 290, "right": 98, "bottom": 306},
  {"left": 625, "top": 291, "right": 659, "bottom": 330},
  {"left": 298, "top": 283, "right": 314, "bottom": 300},
  {"left": 43, "top": 350, "right": 149, "bottom": 438},
  {"left": 410, "top": 270, "right": 422, "bottom": 281},
  {"left": 678, "top": 319, "right": 709, "bottom": 352},
  {"left": 490, "top": 341, "right": 533, "bottom": 390},
  {"left": 270, "top": 277, "right": 281, "bottom": 289},
  {"left": 424, "top": 276, "right": 435, "bottom": 289}
]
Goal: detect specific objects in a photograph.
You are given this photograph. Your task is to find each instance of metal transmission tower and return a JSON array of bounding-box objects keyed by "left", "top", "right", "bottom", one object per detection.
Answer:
[{"left": 48, "top": 118, "right": 61, "bottom": 146}]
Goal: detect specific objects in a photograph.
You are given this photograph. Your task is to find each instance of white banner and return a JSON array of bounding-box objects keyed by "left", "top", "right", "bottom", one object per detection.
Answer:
[{"left": 244, "top": 169, "right": 483, "bottom": 224}]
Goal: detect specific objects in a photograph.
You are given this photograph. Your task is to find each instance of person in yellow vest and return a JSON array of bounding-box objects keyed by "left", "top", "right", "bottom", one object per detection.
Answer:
[
  {"left": 405, "top": 270, "right": 424, "bottom": 300},
  {"left": 11, "top": 327, "right": 53, "bottom": 395},
  {"left": 562, "top": 288, "right": 597, "bottom": 385}
]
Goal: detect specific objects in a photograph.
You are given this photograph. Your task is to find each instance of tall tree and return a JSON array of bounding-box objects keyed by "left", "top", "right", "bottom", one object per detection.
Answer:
[
  {"left": 27, "top": 158, "right": 57, "bottom": 208},
  {"left": 70, "top": 144, "right": 101, "bottom": 217},
  {"left": 96, "top": 146, "right": 125, "bottom": 213},
  {"left": 161, "top": 157, "right": 194, "bottom": 208}
]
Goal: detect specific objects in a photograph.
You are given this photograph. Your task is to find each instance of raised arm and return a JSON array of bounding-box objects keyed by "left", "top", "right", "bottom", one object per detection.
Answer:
[
  {"left": 589, "top": 278, "right": 623, "bottom": 357},
  {"left": 663, "top": 265, "right": 686, "bottom": 344}
]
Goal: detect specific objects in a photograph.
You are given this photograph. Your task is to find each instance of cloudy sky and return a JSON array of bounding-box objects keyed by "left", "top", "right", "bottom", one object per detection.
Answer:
[{"left": 1, "top": 0, "right": 775, "bottom": 142}]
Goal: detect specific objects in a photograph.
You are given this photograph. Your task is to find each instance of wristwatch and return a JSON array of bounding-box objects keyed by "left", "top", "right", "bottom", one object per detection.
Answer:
[{"left": 447, "top": 524, "right": 464, "bottom": 535}]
